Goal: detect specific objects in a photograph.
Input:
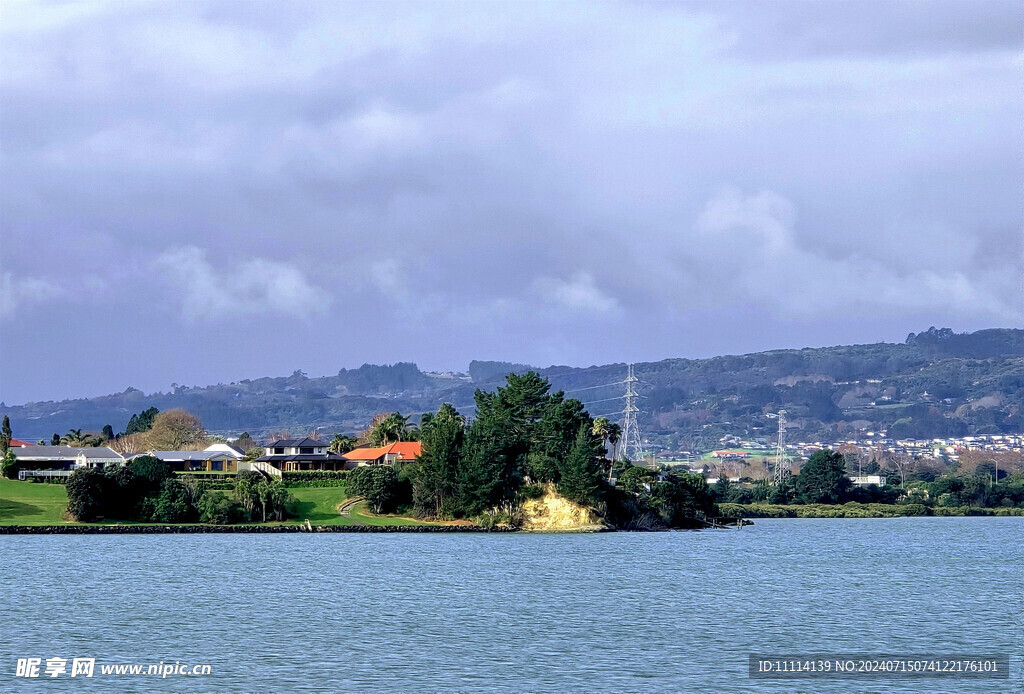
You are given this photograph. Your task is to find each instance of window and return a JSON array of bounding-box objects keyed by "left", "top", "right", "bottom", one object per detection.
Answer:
[
  {"left": 300, "top": 447, "right": 314, "bottom": 454},
  {"left": 274, "top": 448, "right": 284, "bottom": 455},
  {"left": 212, "top": 461, "right": 222, "bottom": 471}
]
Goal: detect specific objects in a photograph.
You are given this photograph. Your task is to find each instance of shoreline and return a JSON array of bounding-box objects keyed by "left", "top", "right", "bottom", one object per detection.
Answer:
[{"left": 0, "top": 524, "right": 520, "bottom": 534}]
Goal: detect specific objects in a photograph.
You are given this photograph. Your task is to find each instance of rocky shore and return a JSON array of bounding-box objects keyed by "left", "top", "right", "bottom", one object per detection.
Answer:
[{"left": 0, "top": 524, "right": 518, "bottom": 534}]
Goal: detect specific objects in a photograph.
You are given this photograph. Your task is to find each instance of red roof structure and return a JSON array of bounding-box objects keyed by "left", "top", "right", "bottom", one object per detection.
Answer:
[
  {"left": 343, "top": 441, "right": 422, "bottom": 463},
  {"left": 8, "top": 438, "right": 34, "bottom": 447}
]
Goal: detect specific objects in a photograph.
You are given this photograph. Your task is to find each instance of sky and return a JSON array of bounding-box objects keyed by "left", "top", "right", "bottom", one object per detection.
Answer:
[{"left": 1, "top": 0, "right": 1021, "bottom": 405}]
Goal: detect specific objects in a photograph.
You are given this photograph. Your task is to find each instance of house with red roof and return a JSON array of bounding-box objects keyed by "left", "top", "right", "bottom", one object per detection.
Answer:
[
  {"left": 342, "top": 441, "right": 421, "bottom": 468},
  {"left": 8, "top": 438, "right": 34, "bottom": 447}
]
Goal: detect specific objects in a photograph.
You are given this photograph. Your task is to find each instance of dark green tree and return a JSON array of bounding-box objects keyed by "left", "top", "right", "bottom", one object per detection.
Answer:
[
  {"left": 0, "top": 415, "right": 10, "bottom": 452},
  {"left": 411, "top": 403, "right": 464, "bottom": 517},
  {"left": 50, "top": 433, "right": 60, "bottom": 446},
  {"left": 126, "top": 407, "right": 159, "bottom": 435},
  {"left": 150, "top": 479, "right": 196, "bottom": 523},
  {"left": 349, "top": 465, "right": 399, "bottom": 514},
  {"left": 557, "top": 424, "right": 602, "bottom": 506},
  {"left": 796, "top": 450, "right": 851, "bottom": 504},
  {"left": 101, "top": 424, "right": 114, "bottom": 440},
  {"left": 617, "top": 465, "right": 656, "bottom": 494},
  {"left": 66, "top": 468, "right": 113, "bottom": 521}
]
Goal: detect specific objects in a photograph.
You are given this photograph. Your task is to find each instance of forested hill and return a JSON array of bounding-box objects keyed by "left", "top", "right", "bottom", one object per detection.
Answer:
[{"left": 4, "top": 327, "right": 1022, "bottom": 446}]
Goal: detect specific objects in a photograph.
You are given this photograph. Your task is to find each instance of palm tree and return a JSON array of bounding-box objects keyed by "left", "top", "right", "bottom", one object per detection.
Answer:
[
  {"left": 592, "top": 417, "right": 610, "bottom": 459},
  {"left": 367, "top": 412, "right": 410, "bottom": 446},
  {"left": 606, "top": 422, "right": 622, "bottom": 480},
  {"left": 62, "top": 429, "right": 85, "bottom": 446},
  {"left": 329, "top": 434, "right": 358, "bottom": 455}
]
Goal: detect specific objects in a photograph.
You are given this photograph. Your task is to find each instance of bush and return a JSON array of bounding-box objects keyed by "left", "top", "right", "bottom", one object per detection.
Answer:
[
  {"left": 66, "top": 468, "right": 114, "bottom": 522},
  {"left": 282, "top": 470, "right": 349, "bottom": 486},
  {"left": 149, "top": 479, "right": 197, "bottom": 523},
  {"left": 197, "top": 494, "right": 242, "bottom": 524},
  {"left": 1, "top": 449, "right": 19, "bottom": 479}
]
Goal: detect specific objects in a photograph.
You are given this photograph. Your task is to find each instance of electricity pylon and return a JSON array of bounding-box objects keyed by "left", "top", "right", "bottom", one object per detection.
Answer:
[
  {"left": 621, "top": 364, "right": 645, "bottom": 464},
  {"left": 767, "top": 410, "right": 790, "bottom": 485}
]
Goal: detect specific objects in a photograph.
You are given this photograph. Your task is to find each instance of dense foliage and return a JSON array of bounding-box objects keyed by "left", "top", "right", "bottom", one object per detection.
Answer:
[
  {"left": 375, "top": 373, "right": 717, "bottom": 528},
  {"left": 64, "top": 460, "right": 294, "bottom": 524}
]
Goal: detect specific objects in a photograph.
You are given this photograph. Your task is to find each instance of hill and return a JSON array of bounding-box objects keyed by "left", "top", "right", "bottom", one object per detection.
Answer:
[{"left": 3, "top": 327, "right": 1022, "bottom": 447}]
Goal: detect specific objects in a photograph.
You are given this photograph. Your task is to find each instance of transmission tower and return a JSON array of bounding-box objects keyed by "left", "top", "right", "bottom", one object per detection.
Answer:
[
  {"left": 621, "top": 364, "right": 646, "bottom": 465},
  {"left": 768, "top": 410, "right": 790, "bottom": 485}
]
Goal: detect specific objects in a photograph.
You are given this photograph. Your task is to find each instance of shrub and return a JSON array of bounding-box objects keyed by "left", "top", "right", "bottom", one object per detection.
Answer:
[
  {"left": 197, "top": 494, "right": 242, "bottom": 524},
  {"left": 66, "top": 468, "right": 113, "bottom": 522}
]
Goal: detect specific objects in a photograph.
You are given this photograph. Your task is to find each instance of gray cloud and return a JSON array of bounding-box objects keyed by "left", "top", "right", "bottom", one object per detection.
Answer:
[{"left": 1, "top": 0, "right": 1020, "bottom": 403}]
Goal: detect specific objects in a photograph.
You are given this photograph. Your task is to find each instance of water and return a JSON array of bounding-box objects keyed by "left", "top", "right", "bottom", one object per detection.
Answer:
[{"left": 1, "top": 518, "right": 1021, "bottom": 692}]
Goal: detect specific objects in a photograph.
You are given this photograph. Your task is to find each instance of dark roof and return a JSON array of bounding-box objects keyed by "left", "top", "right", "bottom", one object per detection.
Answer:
[
  {"left": 264, "top": 438, "right": 328, "bottom": 448},
  {"left": 256, "top": 452, "right": 344, "bottom": 462}
]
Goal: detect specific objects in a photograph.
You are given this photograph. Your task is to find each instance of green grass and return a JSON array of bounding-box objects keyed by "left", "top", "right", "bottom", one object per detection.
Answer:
[
  {"left": 287, "top": 486, "right": 357, "bottom": 526},
  {"left": 0, "top": 478, "right": 441, "bottom": 527},
  {"left": 0, "top": 477, "right": 71, "bottom": 525}
]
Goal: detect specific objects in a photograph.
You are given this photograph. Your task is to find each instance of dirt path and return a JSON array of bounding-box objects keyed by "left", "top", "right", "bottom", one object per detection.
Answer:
[{"left": 338, "top": 497, "right": 364, "bottom": 524}]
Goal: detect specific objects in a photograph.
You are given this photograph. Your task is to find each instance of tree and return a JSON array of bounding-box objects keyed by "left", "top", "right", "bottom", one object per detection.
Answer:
[
  {"left": 101, "top": 424, "right": 115, "bottom": 440},
  {"left": 235, "top": 432, "right": 256, "bottom": 452},
  {"left": 329, "top": 434, "right": 358, "bottom": 455},
  {"left": 365, "top": 412, "right": 411, "bottom": 447},
  {"left": 617, "top": 465, "right": 656, "bottom": 494},
  {"left": 50, "top": 433, "right": 60, "bottom": 446},
  {"left": 410, "top": 403, "right": 464, "bottom": 517},
  {"left": 1, "top": 448, "right": 18, "bottom": 479},
  {"left": 0, "top": 415, "right": 11, "bottom": 452},
  {"left": 349, "top": 465, "right": 399, "bottom": 514},
  {"left": 66, "top": 468, "right": 113, "bottom": 521},
  {"left": 126, "top": 407, "right": 159, "bottom": 435},
  {"left": 713, "top": 474, "right": 732, "bottom": 502},
  {"left": 606, "top": 423, "right": 622, "bottom": 478},
  {"left": 795, "top": 450, "right": 851, "bottom": 504},
  {"left": 146, "top": 409, "right": 206, "bottom": 450},
  {"left": 126, "top": 455, "right": 173, "bottom": 500},
  {"left": 592, "top": 417, "right": 611, "bottom": 458},
  {"left": 557, "top": 424, "right": 602, "bottom": 507},
  {"left": 233, "top": 471, "right": 263, "bottom": 520},
  {"left": 150, "top": 479, "right": 196, "bottom": 523}
]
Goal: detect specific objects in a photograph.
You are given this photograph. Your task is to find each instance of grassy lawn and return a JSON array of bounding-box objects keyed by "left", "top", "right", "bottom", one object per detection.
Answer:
[
  {"left": 287, "top": 487, "right": 357, "bottom": 526},
  {"left": 0, "top": 477, "right": 71, "bottom": 525},
  {"left": 0, "top": 479, "right": 439, "bottom": 527}
]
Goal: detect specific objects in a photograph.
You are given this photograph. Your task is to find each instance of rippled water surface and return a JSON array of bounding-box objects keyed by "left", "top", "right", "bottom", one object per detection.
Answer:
[{"left": 1, "top": 518, "right": 1021, "bottom": 692}]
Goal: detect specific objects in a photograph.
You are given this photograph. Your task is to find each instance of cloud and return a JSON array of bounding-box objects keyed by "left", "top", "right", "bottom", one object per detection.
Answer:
[
  {"left": 533, "top": 272, "right": 620, "bottom": 315},
  {"left": 0, "top": 272, "right": 64, "bottom": 317},
  {"left": 0, "top": 1, "right": 1021, "bottom": 403},
  {"left": 153, "top": 246, "right": 331, "bottom": 320},
  {"left": 686, "top": 187, "right": 1022, "bottom": 321}
]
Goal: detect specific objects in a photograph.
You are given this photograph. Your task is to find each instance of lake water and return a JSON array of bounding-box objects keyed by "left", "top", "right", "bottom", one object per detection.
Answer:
[{"left": 1, "top": 518, "right": 1021, "bottom": 692}]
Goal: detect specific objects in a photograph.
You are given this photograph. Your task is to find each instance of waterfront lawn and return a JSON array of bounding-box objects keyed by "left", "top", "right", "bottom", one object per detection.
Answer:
[
  {"left": 0, "top": 478, "right": 70, "bottom": 525},
  {"left": 287, "top": 487, "right": 357, "bottom": 526}
]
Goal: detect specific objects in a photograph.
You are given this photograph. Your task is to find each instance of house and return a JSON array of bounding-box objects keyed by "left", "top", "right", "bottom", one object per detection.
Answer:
[
  {"left": 203, "top": 443, "right": 245, "bottom": 459},
  {"left": 8, "top": 438, "right": 34, "bottom": 447},
  {"left": 149, "top": 450, "right": 238, "bottom": 473},
  {"left": 848, "top": 475, "right": 887, "bottom": 487},
  {"left": 342, "top": 441, "right": 422, "bottom": 468},
  {"left": 254, "top": 437, "right": 346, "bottom": 472},
  {"left": 11, "top": 446, "right": 124, "bottom": 471}
]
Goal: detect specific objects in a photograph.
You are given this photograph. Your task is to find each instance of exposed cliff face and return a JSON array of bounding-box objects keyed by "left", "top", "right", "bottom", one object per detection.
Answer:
[{"left": 519, "top": 487, "right": 608, "bottom": 532}]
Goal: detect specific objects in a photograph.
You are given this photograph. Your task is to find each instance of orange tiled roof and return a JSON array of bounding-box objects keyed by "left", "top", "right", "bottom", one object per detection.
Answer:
[{"left": 343, "top": 441, "right": 422, "bottom": 461}]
